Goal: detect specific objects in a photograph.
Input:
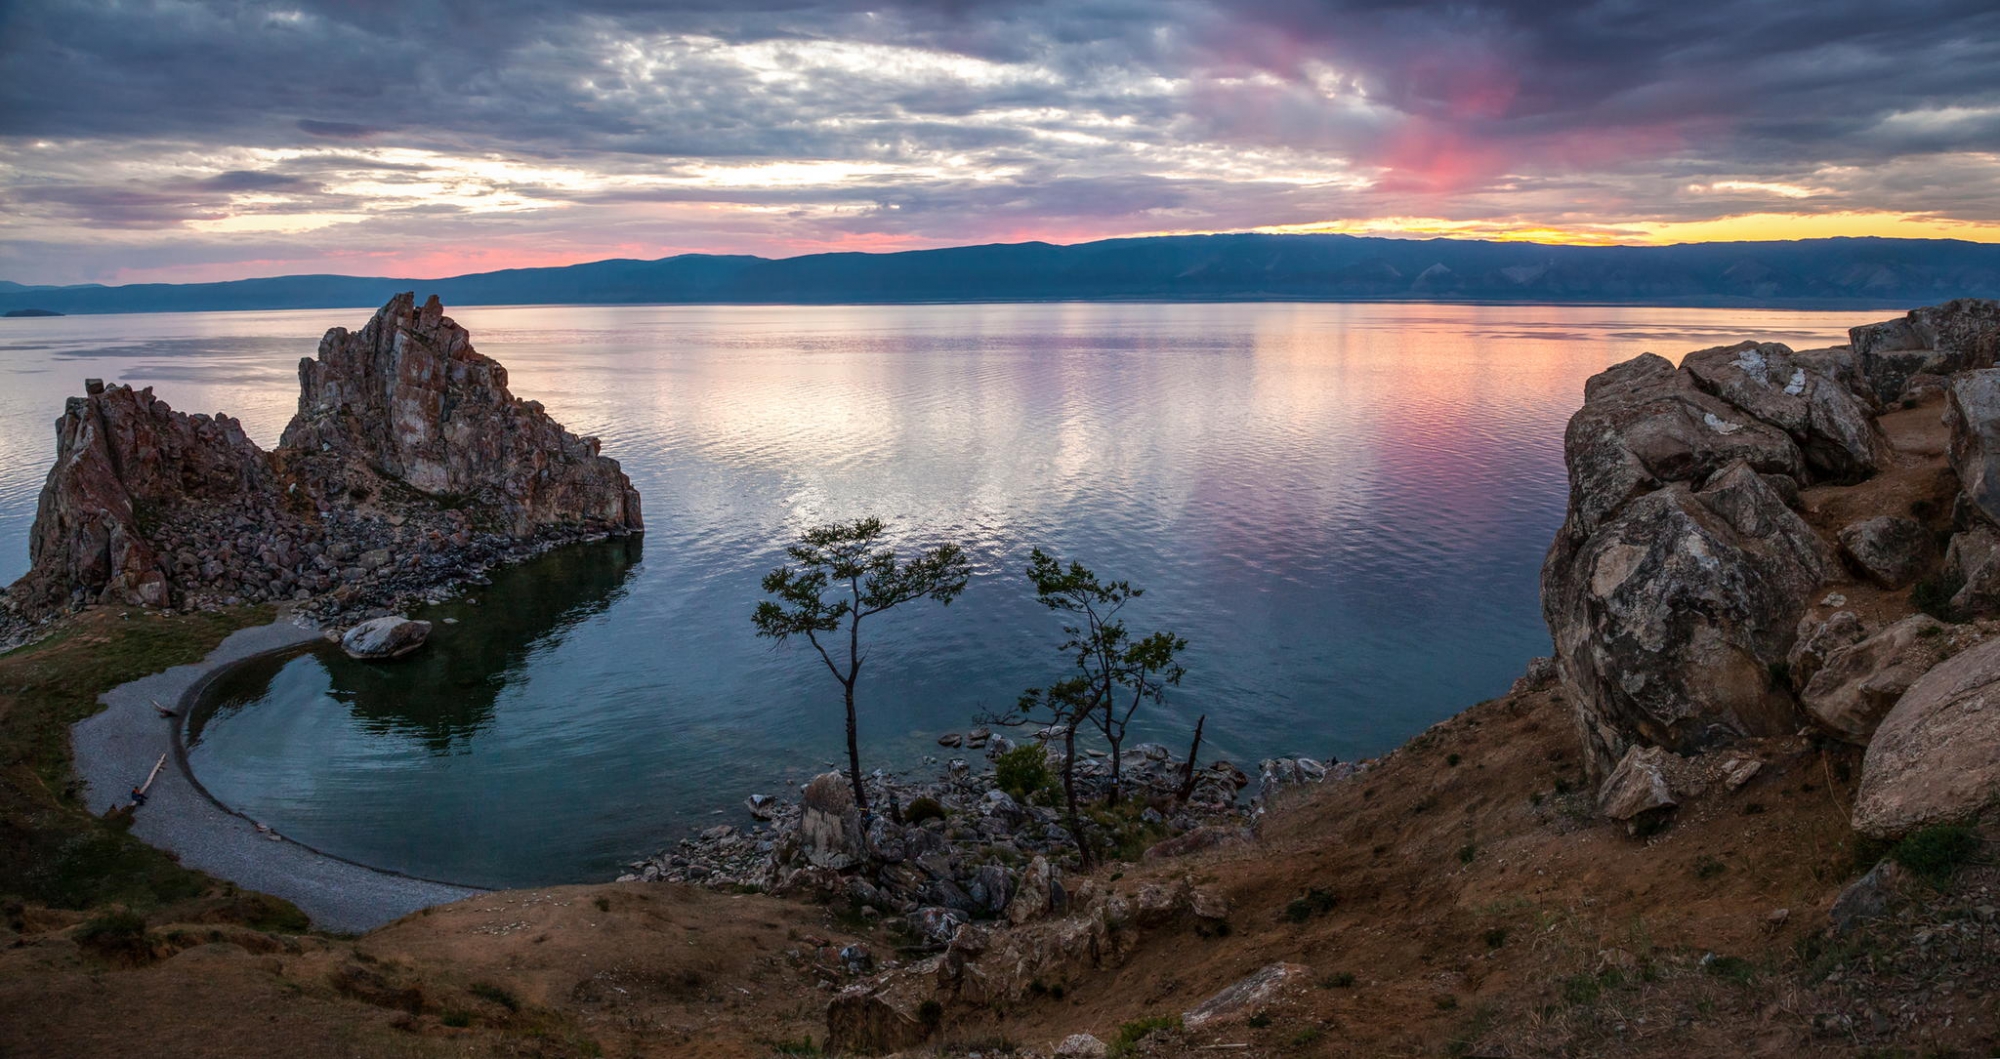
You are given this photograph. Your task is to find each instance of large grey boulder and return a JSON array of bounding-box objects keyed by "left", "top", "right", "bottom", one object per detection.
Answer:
[
  {"left": 1545, "top": 459, "right": 1833, "bottom": 776},
  {"left": 340, "top": 615, "right": 432, "bottom": 660},
  {"left": 1557, "top": 354, "right": 1803, "bottom": 540},
  {"left": 1853, "top": 635, "right": 2000, "bottom": 839},
  {"left": 799, "top": 772, "right": 866, "bottom": 870},
  {"left": 1947, "top": 369, "right": 2000, "bottom": 525},
  {"left": 1681, "top": 341, "right": 1884, "bottom": 482},
  {"left": 1800, "top": 615, "right": 1949, "bottom": 743},
  {"left": 1850, "top": 299, "right": 2000, "bottom": 403},
  {"left": 1837, "top": 515, "right": 1938, "bottom": 589}
]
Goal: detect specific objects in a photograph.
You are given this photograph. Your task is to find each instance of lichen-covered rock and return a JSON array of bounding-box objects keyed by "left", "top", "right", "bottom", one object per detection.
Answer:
[
  {"left": 282, "top": 293, "right": 641, "bottom": 537},
  {"left": 1596, "top": 745, "right": 1678, "bottom": 822},
  {"left": 1850, "top": 298, "right": 2000, "bottom": 402},
  {"left": 1853, "top": 635, "right": 2000, "bottom": 839},
  {"left": 1545, "top": 459, "right": 1832, "bottom": 776},
  {"left": 340, "top": 615, "right": 432, "bottom": 660},
  {"left": 1800, "top": 615, "right": 1948, "bottom": 743},
  {"left": 1837, "top": 515, "right": 1938, "bottom": 589},
  {"left": 1946, "top": 368, "right": 2000, "bottom": 526},
  {"left": 1681, "top": 341, "right": 1884, "bottom": 482},
  {"left": 1054, "top": 1033, "right": 1109, "bottom": 1058},
  {"left": 799, "top": 772, "right": 866, "bottom": 871}
]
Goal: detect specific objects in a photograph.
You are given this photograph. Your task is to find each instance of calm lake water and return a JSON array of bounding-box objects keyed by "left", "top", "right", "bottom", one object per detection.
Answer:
[{"left": 0, "top": 302, "right": 1866, "bottom": 887}]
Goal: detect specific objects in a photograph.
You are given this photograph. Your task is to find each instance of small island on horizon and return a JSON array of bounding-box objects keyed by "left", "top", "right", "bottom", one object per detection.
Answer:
[{"left": 2, "top": 308, "right": 64, "bottom": 317}]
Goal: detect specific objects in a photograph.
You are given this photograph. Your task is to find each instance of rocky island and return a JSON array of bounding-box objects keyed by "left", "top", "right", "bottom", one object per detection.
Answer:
[{"left": 0, "top": 293, "right": 642, "bottom": 645}]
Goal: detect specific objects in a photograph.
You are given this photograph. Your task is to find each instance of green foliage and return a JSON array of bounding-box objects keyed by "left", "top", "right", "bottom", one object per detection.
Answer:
[
  {"left": 1246, "top": 1012, "right": 1272, "bottom": 1028},
  {"left": 1284, "top": 887, "right": 1338, "bottom": 923},
  {"left": 1290, "top": 1026, "right": 1324, "bottom": 1047},
  {"left": 1446, "top": 753, "right": 1461, "bottom": 767},
  {"left": 1484, "top": 926, "right": 1509, "bottom": 949},
  {"left": 1560, "top": 973, "right": 1602, "bottom": 1006},
  {"left": 904, "top": 795, "right": 947, "bottom": 824},
  {"left": 1693, "top": 855, "right": 1727, "bottom": 880},
  {"left": 1891, "top": 822, "right": 1982, "bottom": 886},
  {"left": 994, "top": 744, "right": 1056, "bottom": 803},
  {"left": 1457, "top": 843, "right": 1477, "bottom": 864},
  {"left": 752, "top": 518, "right": 971, "bottom": 808},
  {"left": 1109, "top": 1015, "right": 1182, "bottom": 1058}
]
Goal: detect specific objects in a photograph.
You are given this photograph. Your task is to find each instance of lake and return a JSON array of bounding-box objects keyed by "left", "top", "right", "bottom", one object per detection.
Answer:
[{"left": 0, "top": 301, "right": 1866, "bottom": 887}]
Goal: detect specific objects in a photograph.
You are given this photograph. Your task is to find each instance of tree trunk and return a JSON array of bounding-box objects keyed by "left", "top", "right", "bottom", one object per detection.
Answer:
[
  {"left": 1106, "top": 730, "right": 1123, "bottom": 806},
  {"left": 844, "top": 680, "right": 869, "bottom": 813},
  {"left": 1063, "top": 723, "right": 1090, "bottom": 868},
  {"left": 1175, "top": 715, "right": 1206, "bottom": 803}
]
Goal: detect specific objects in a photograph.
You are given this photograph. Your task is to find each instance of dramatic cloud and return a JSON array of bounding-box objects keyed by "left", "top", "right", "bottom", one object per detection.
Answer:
[{"left": 1, "top": 0, "right": 1997, "bottom": 283}]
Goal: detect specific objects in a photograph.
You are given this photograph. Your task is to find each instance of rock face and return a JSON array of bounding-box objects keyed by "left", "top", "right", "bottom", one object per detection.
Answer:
[
  {"left": 340, "top": 616, "right": 432, "bottom": 660},
  {"left": 282, "top": 293, "right": 641, "bottom": 537},
  {"left": 4, "top": 295, "right": 642, "bottom": 629},
  {"left": 799, "top": 772, "right": 866, "bottom": 871},
  {"left": 12, "top": 383, "right": 273, "bottom": 612},
  {"left": 1946, "top": 369, "right": 2000, "bottom": 525},
  {"left": 1837, "top": 515, "right": 1938, "bottom": 589},
  {"left": 1680, "top": 341, "right": 1884, "bottom": 482},
  {"left": 1853, "top": 635, "right": 2000, "bottom": 839},
  {"left": 1800, "top": 615, "right": 1948, "bottom": 743},
  {"left": 1849, "top": 299, "right": 2000, "bottom": 402}
]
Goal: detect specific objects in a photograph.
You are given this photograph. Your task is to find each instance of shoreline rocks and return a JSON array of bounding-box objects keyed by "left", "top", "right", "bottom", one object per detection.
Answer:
[
  {"left": 2, "top": 294, "right": 643, "bottom": 645},
  {"left": 339, "top": 616, "right": 432, "bottom": 660}
]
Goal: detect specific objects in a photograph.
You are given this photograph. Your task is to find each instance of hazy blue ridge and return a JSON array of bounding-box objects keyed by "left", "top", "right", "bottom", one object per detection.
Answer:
[{"left": 5, "top": 234, "right": 2000, "bottom": 315}]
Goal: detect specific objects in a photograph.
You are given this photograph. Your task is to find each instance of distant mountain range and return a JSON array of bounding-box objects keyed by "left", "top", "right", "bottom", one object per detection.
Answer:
[{"left": 5, "top": 234, "right": 2000, "bottom": 315}]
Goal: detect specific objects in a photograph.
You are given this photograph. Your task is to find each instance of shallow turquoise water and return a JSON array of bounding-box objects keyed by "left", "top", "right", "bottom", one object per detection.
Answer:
[{"left": 0, "top": 302, "right": 1863, "bottom": 886}]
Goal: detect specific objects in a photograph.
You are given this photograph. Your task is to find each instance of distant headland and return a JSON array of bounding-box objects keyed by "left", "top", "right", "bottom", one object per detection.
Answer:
[
  {"left": 2, "top": 308, "right": 63, "bottom": 317},
  {"left": 7, "top": 233, "right": 2000, "bottom": 316}
]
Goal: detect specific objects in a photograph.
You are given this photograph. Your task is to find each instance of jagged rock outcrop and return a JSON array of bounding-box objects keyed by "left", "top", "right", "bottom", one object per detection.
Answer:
[
  {"left": 1544, "top": 455, "right": 1833, "bottom": 776},
  {"left": 4, "top": 295, "right": 642, "bottom": 629},
  {"left": 1853, "top": 634, "right": 2000, "bottom": 839},
  {"left": 282, "top": 293, "right": 641, "bottom": 536},
  {"left": 1849, "top": 299, "right": 2000, "bottom": 402},
  {"left": 12, "top": 380, "right": 275, "bottom": 612},
  {"left": 1946, "top": 368, "right": 2000, "bottom": 525}
]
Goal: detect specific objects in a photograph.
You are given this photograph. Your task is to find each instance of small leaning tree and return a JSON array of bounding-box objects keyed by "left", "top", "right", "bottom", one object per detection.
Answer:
[{"left": 753, "top": 517, "right": 971, "bottom": 813}]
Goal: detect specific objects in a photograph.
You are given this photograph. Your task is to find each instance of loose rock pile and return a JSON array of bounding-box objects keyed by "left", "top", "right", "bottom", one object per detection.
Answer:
[{"left": 620, "top": 736, "right": 1362, "bottom": 943}]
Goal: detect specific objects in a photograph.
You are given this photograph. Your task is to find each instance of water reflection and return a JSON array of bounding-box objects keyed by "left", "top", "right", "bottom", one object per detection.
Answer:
[{"left": 191, "top": 536, "right": 643, "bottom": 752}]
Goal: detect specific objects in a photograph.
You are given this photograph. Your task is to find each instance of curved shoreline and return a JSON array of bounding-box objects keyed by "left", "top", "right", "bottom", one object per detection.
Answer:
[{"left": 70, "top": 614, "right": 482, "bottom": 934}]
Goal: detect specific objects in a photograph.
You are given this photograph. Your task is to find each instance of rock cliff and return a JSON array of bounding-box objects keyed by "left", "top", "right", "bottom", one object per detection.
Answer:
[
  {"left": 1546, "top": 297, "right": 2000, "bottom": 839},
  {"left": 3, "top": 294, "right": 641, "bottom": 632}
]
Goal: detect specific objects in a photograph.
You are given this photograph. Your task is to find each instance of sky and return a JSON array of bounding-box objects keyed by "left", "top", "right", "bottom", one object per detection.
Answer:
[{"left": 3, "top": 0, "right": 1999, "bottom": 285}]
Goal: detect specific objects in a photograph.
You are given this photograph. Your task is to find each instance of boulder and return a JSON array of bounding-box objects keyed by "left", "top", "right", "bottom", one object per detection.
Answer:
[
  {"left": 799, "top": 772, "right": 866, "bottom": 870},
  {"left": 1681, "top": 341, "right": 1884, "bottom": 482},
  {"left": 1597, "top": 746, "right": 1678, "bottom": 823},
  {"left": 1948, "top": 369, "right": 2000, "bottom": 526},
  {"left": 1853, "top": 635, "right": 2000, "bottom": 839},
  {"left": 1054, "top": 1034, "right": 1109, "bottom": 1059},
  {"left": 1787, "top": 610, "right": 1867, "bottom": 688},
  {"left": 1850, "top": 299, "right": 2000, "bottom": 403},
  {"left": 1183, "top": 962, "right": 1310, "bottom": 1029},
  {"left": 1828, "top": 860, "right": 1912, "bottom": 936},
  {"left": 1544, "top": 460, "right": 1832, "bottom": 776},
  {"left": 1008, "top": 855, "right": 1064, "bottom": 925},
  {"left": 339, "top": 616, "right": 432, "bottom": 660},
  {"left": 1837, "top": 516, "right": 1938, "bottom": 589},
  {"left": 1800, "top": 615, "right": 1949, "bottom": 743}
]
